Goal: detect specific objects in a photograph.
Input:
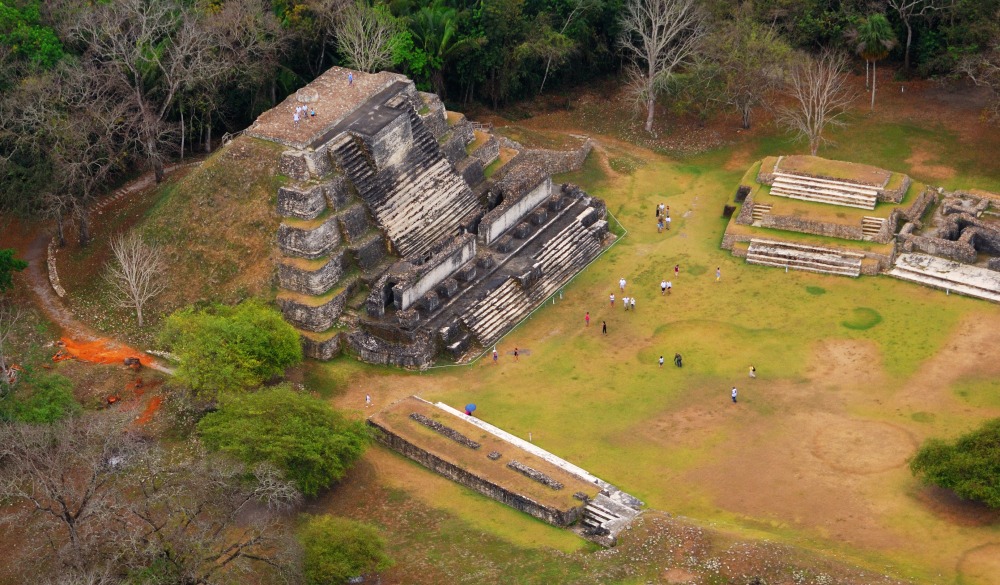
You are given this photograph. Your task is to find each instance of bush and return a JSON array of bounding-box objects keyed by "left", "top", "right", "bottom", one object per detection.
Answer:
[
  {"left": 159, "top": 300, "right": 302, "bottom": 395},
  {"left": 0, "top": 371, "right": 80, "bottom": 423},
  {"left": 298, "top": 515, "right": 392, "bottom": 585},
  {"left": 910, "top": 418, "right": 1000, "bottom": 508},
  {"left": 197, "top": 385, "right": 369, "bottom": 496}
]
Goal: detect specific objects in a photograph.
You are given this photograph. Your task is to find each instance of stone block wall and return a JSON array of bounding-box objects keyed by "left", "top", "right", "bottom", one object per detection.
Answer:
[
  {"left": 878, "top": 175, "right": 911, "bottom": 203},
  {"left": 417, "top": 92, "right": 447, "bottom": 139},
  {"left": 351, "top": 234, "right": 387, "bottom": 270},
  {"left": 456, "top": 157, "right": 485, "bottom": 187},
  {"left": 277, "top": 285, "right": 353, "bottom": 332},
  {"left": 479, "top": 177, "right": 553, "bottom": 245},
  {"left": 277, "top": 252, "right": 344, "bottom": 296},
  {"left": 369, "top": 420, "right": 583, "bottom": 527},
  {"left": 279, "top": 151, "right": 310, "bottom": 181},
  {"left": 301, "top": 332, "right": 342, "bottom": 360},
  {"left": 392, "top": 233, "right": 476, "bottom": 310},
  {"left": 277, "top": 183, "right": 327, "bottom": 220},
  {"left": 277, "top": 214, "right": 342, "bottom": 259},
  {"left": 759, "top": 215, "right": 865, "bottom": 240},
  {"left": 472, "top": 135, "right": 500, "bottom": 167},
  {"left": 347, "top": 330, "right": 436, "bottom": 368},
  {"left": 439, "top": 130, "right": 469, "bottom": 165},
  {"left": 326, "top": 174, "right": 352, "bottom": 209},
  {"left": 338, "top": 203, "right": 371, "bottom": 242},
  {"left": 356, "top": 107, "right": 413, "bottom": 170},
  {"left": 899, "top": 234, "right": 976, "bottom": 263}
]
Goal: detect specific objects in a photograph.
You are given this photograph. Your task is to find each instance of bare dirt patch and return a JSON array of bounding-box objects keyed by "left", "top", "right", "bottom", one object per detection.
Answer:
[
  {"left": 958, "top": 543, "right": 1000, "bottom": 585},
  {"left": 810, "top": 419, "right": 916, "bottom": 475},
  {"left": 905, "top": 143, "right": 957, "bottom": 182}
]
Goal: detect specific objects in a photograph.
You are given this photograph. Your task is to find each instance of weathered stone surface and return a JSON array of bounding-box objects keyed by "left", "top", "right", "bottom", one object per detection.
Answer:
[
  {"left": 277, "top": 214, "right": 341, "bottom": 259},
  {"left": 420, "top": 291, "right": 441, "bottom": 312},
  {"left": 439, "top": 130, "right": 468, "bottom": 165},
  {"left": 277, "top": 285, "right": 352, "bottom": 332},
  {"left": 507, "top": 460, "right": 563, "bottom": 490},
  {"left": 338, "top": 203, "right": 371, "bottom": 242},
  {"left": 454, "top": 264, "right": 477, "bottom": 282},
  {"left": 471, "top": 135, "right": 500, "bottom": 166},
  {"left": 410, "top": 412, "right": 481, "bottom": 449},
  {"left": 512, "top": 222, "right": 532, "bottom": 239},
  {"left": 277, "top": 252, "right": 345, "bottom": 296},
  {"left": 391, "top": 234, "right": 476, "bottom": 310},
  {"left": 279, "top": 150, "right": 310, "bottom": 181},
  {"left": 277, "top": 183, "right": 327, "bottom": 219},
  {"left": 350, "top": 234, "right": 387, "bottom": 270},
  {"left": 347, "top": 330, "right": 436, "bottom": 369},
  {"left": 445, "top": 333, "right": 471, "bottom": 358},
  {"left": 477, "top": 254, "right": 495, "bottom": 269},
  {"left": 456, "top": 156, "right": 485, "bottom": 187},
  {"left": 435, "top": 278, "right": 459, "bottom": 299},
  {"left": 417, "top": 92, "right": 447, "bottom": 138},
  {"left": 496, "top": 235, "right": 514, "bottom": 253},
  {"left": 530, "top": 207, "right": 547, "bottom": 225},
  {"left": 324, "top": 174, "right": 351, "bottom": 209},
  {"left": 397, "top": 308, "right": 420, "bottom": 329},
  {"left": 301, "top": 332, "right": 342, "bottom": 360}
]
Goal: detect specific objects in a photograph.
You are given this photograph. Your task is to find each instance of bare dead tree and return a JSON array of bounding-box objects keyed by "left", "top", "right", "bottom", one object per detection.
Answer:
[
  {"left": 104, "top": 232, "right": 166, "bottom": 328},
  {"left": 0, "top": 302, "right": 25, "bottom": 390},
  {"left": 775, "top": 50, "right": 856, "bottom": 156},
  {"left": 335, "top": 1, "right": 400, "bottom": 73},
  {"left": 618, "top": 0, "right": 707, "bottom": 136},
  {"left": 887, "top": 0, "right": 946, "bottom": 73},
  {"left": 0, "top": 412, "right": 148, "bottom": 571},
  {"left": 538, "top": 0, "right": 597, "bottom": 95},
  {"left": 957, "top": 37, "right": 1000, "bottom": 121}
]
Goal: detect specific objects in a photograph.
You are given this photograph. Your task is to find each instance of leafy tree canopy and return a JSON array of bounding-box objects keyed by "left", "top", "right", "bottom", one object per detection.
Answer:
[
  {"left": 0, "top": 0, "right": 64, "bottom": 69},
  {"left": 197, "top": 385, "right": 369, "bottom": 496},
  {"left": 0, "top": 371, "right": 80, "bottom": 423},
  {"left": 159, "top": 300, "right": 302, "bottom": 395},
  {"left": 298, "top": 514, "right": 392, "bottom": 585},
  {"left": 0, "top": 248, "right": 27, "bottom": 293},
  {"left": 910, "top": 418, "right": 1000, "bottom": 508}
]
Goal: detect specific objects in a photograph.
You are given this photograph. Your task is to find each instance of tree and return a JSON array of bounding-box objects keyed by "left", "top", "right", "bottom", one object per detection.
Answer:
[
  {"left": 957, "top": 34, "right": 1000, "bottom": 121},
  {"left": 0, "top": 301, "right": 25, "bottom": 388},
  {"left": 335, "top": 1, "right": 400, "bottom": 73},
  {"left": 846, "top": 13, "right": 897, "bottom": 111},
  {"left": 405, "top": 2, "right": 480, "bottom": 98},
  {"left": 104, "top": 232, "right": 166, "bottom": 328},
  {"left": 618, "top": 0, "right": 708, "bottom": 135},
  {"left": 887, "top": 0, "right": 945, "bottom": 74},
  {"left": 0, "top": 248, "right": 26, "bottom": 293},
  {"left": 536, "top": 0, "right": 598, "bottom": 95},
  {"left": 159, "top": 301, "right": 303, "bottom": 396},
  {"left": 198, "top": 385, "right": 369, "bottom": 497},
  {"left": 708, "top": 7, "right": 791, "bottom": 129},
  {"left": 298, "top": 515, "right": 392, "bottom": 585},
  {"left": 0, "top": 371, "right": 80, "bottom": 422},
  {"left": 910, "top": 418, "right": 1000, "bottom": 508},
  {"left": 775, "top": 50, "right": 856, "bottom": 155}
]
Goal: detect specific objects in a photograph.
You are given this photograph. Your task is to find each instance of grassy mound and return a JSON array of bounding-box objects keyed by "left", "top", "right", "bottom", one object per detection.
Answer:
[{"left": 142, "top": 137, "right": 287, "bottom": 310}]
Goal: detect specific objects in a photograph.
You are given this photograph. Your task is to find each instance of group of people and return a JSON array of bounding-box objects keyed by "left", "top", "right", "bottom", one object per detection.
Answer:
[
  {"left": 292, "top": 104, "right": 316, "bottom": 125},
  {"left": 656, "top": 203, "right": 671, "bottom": 233}
]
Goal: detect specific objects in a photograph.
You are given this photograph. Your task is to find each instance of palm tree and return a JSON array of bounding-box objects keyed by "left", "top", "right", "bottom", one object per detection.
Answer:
[
  {"left": 846, "top": 14, "right": 897, "bottom": 111},
  {"left": 409, "top": 3, "right": 480, "bottom": 99}
]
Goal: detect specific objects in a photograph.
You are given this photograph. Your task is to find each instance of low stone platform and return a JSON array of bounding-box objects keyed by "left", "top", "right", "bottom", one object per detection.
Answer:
[
  {"left": 369, "top": 396, "right": 642, "bottom": 546},
  {"left": 888, "top": 253, "right": 1000, "bottom": 303},
  {"left": 746, "top": 238, "right": 864, "bottom": 277}
]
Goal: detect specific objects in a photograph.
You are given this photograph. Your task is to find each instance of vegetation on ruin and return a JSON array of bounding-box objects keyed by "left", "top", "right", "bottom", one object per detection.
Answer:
[{"left": 910, "top": 418, "right": 1000, "bottom": 508}]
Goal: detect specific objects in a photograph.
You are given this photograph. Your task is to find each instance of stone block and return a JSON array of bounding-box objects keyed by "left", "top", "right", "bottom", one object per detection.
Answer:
[
  {"left": 455, "top": 264, "right": 477, "bottom": 283},
  {"left": 530, "top": 208, "right": 548, "bottom": 225},
  {"left": 472, "top": 135, "right": 500, "bottom": 166},
  {"left": 438, "top": 317, "right": 462, "bottom": 344},
  {"left": 301, "top": 332, "right": 342, "bottom": 360},
  {"left": 277, "top": 286, "right": 352, "bottom": 333},
  {"left": 397, "top": 309, "right": 420, "bottom": 329},
  {"left": 277, "top": 214, "right": 342, "bottom": 259},
  {"left": 350, "top": 235, "right": 386, "bottom": 270},
  {"left": 420, "top": 291, "right": 441, "bottom": 312},
  {"left": 435, "top": 278, "right": 459, "bottom": 299},
  {"left": 476, "top": 254, "right": 495, "bottom": 270},
  {"left": 496, "top": 235, "right": 514, "bottom": 253},
  {"left": 325, "top": 175, "right": 351, "bottom": 210},
  {"left": 547, "top": 194, "right": 567, "bottom": 212},
  {"left": 338, "top": 204, "right": 370, "bottom": 242},
  {"left": 512, "top": 222, "right": 532, "bottom": 239},
  {"left": 277, "top": 252, "right": 344, "bottom": 296},
  {"left": 446, "top": 333, "right": 471, "bottom": 359},
  {"left": 279, "top": 151, "right": 310, "bottom": 181},
  {"left": 277, "top": 183, "right": 326, "bottom": 220},
  {"left": 440, "top": 131, "right": 467, "bottom": 165}
]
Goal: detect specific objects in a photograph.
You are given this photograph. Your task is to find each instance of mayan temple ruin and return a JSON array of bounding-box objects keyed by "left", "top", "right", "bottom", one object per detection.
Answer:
[{"left": 244, "top": 67, "right": 609, "bottom": 367}]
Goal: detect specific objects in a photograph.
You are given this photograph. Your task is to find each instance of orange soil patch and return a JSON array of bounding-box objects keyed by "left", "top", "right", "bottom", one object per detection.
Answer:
[
  {"left": 59, "top": 336, "right": 154, "bottom": 367},
  {"left": 135, "top": 395, "right": 163, "bottom": 426},
  {"left": 905, "top": 143, "right": 956, "bottom": 182}
]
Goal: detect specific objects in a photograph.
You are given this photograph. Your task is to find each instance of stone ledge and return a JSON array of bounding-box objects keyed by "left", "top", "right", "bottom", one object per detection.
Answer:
[{"left": 409, "top": 412, "right": 481, "bottom": 449}]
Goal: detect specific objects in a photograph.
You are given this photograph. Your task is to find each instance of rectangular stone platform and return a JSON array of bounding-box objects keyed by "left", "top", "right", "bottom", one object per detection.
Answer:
[
  {"left": 746, "top": 238, "right": 863, "bottom": 277},
  {"left": 888, "top": 253, "right": 1000, "bottom": 303}
]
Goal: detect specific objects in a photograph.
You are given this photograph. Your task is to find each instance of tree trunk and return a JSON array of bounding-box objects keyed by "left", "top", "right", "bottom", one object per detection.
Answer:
[
  {"left": 432, "top": 70, "right": 446, "bottom": 100},
  {"left": 204, "top": 118, "right": 212, "bottom": 154},
  {"left": 810, "top": 137, "right": 819, "bottom": 156},
  {"left": 77, "top": 207, "right": 91, "bottom": 247},
  {"left": 865, "top": 60, "right": 870, "bottom": 90},
  {"left": 539, "top": 56, "right": 554, "bottom": 95},
  {"left": 180, "top": 106, "right": 185, "bottom": 161},
  {"left": 904, "top": 22, "right": 913, "bottom": 73},
  {"left": 136, "top": 303, "right": 143, "bottom": 328},
  {"left": 741, "top": 106, "right": 751, "bottom": 130},
  {"left": 871, "top": 60, "right": 877, "bottom": 111},
  {"left": 56, "top": 212, "right": 66, "bottom": 248}
]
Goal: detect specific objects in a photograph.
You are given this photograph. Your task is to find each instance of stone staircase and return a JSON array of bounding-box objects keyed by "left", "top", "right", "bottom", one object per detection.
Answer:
[
  {"left": 888, "top": 253, "right": 1000, "bottom": 303},
  {"left": 529, "top": 212, "right": 606, "bottom": 301},
  {"left": 770, "top": 172, "right": 878, "bottom": 210},
  {"left": 746, "top": 238, "right": 863, "bottom": 277},
  {"left": 862, "top": 216, "right": 886, "bottom": 239},
  {"left": 462, "top": 278, "right": 533, "bottom": 347},
  {"left": 582, "top": 493, "right": 642, "bottom": 541},
  {"left": 330, "top": 105, "right": 479, "bottom": 259},
  {"left": 751, "top": 203, "right": 772, "bottom": 223}
]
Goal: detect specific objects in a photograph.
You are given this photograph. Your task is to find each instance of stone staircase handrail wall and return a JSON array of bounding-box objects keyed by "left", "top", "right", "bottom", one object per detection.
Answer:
[
  {"left": 480, "top": 177, "right": 554, "bottom": 245},
  {"left": 392, "top": 233, "right": 477, "bottom": 310}
]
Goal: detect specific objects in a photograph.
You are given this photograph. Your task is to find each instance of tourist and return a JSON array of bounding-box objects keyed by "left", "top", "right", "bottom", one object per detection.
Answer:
[
  {"left": 348, "top": 71, "right": 353, "bottom": 85},
  {"left": 665, "top": 216, "right": 671, "bottom": 230},
  {"left": 619, "top": 277, "right": 626, "bottom": 292},
  {"left": 716, "top": 267, "right": 721, "bottom": 282},
  {"left": 293, "top": 112, "right": 300, "bottom": 125},
  {"left": 659, "top": 355, "right": 664, "bottom": 368},
  {"left": 630, "top": 297, "right": 635, "bottom": 311},
  {"left": 674, "top": 264, "right": 679, "bottom": 278},
  {"left": 661, "top": 279, "right": 667, "bottom": 295},
  {"left": 493, "top": 349, "right": 498, "bottom": 364},
  {"left": 602, "top": 321, "right": 607, "bottom": 335},
  {"left": 365, "top": 394, "right": 372, "bottom": 407},
  {"left": 749, "top": 365, "right": 756, "bottom": 379},
  {"left": 665, "top": 205, "right": 670, "bottom": 218},
  {"left": 731, "top": 387, "right": 738, "bottom": 403},
  {"left": 309, "top": 107, "right": 316, "bottom": 118},
  {"left": 674, "top": 353, "right": 683, "bottom": 367},
  {"left": 514, "top": 347, "right": 519, "bottom": 361},
  {"left": 666, "top": 280, "right": 672, "bottom": 295},
  {"left": 585, "top": 311, "right": 590, "bottom": 327},
  {"left": 610, "top": 293, "right": 615, "bottom": 307},
  {"left": 657, "top": 218, "right": 664, "bottom": 233},
  {"left": 623, "top": 296, "right": 629, "bottom": 311}
]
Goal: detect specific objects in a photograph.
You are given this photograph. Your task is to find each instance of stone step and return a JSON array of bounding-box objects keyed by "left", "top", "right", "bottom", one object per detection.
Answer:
[
  {"left": 770, "top": 184, "right": 876, "bottom": 210},
  {"left": 773, "top": 172, "right": 881, "bottom": 196},
  {"left": 747, "top": 255, "right": 861, "bottom": 277},
  {"left": 746, "top": 239, "right": 862, "bottom": 277},
  {"left": 888, "top": 253, "right": 1000, "bottom": 303},
  {"left": 749, "top": 238, "right": 866, "bottom": 258},
  {"left": 887, "top": 267, "right": 1000, "bottom": 303},
  {"left": 746, "top": 245, "right": 863, "bottom": 270}
]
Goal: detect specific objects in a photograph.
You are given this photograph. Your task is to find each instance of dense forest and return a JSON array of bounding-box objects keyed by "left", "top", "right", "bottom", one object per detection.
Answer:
[{"left": 1, "top": 0, "right": 998, "bottom": 239}]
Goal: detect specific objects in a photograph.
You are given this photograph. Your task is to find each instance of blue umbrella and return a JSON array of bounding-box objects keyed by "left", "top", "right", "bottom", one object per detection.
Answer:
[{"left": 465, "top": 403, "right": 477, "bottom": 414}]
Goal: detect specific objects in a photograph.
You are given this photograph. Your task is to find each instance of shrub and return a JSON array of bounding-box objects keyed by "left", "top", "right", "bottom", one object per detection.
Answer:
[
  {"left": 197, "top": 385, "right": 369, "bottom": 496},
  {"left": 298, "top": 515, "right": 392, "bottom": 585},
  {"left": 159, "top": 300, "right": 302, "bottom": 395},
  {"left": 0, "top": 371, "right": 80, "bottom": 423},
  {"left": 910, "top": 418, "right": 1000, "bottom": 508}
]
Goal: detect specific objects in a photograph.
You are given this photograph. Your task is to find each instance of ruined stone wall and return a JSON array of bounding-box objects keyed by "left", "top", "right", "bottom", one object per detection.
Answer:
[
  {"left": 276, "top": 183, "right": 327, "bottom": 220},
  {"left": 417, "top": 92, "right": 447, "bottom": 138},
  {"left": 360, "top": 109, "right": 413, "bottom": 170},
  {"left": 277, "top": 284, "right": 354, "bottom": 332},
  {"left": 878, "top": 175, "right": 911, "bottom": 203},
  {"left": 759, "top": 215, "right": 865, "bottom": 240},
  {"left": 479, "top": 177, "right": 554, "bottom": 245},
  {"left": 440, "top": 130, "right": 469, "bottom": 165},
  {"left": 393, "top": 234, "right": 476, "bottom": 310},
  {"left": 472, "top": 135, "right": 500, "bottom": 167},
  {"left": 369, "top": 420, "right": 582, "bottom": 527},
  {"left": 899, "top": 234, "right": 976, "bottom": 263},
  {"left": 338, "top": 204, "right": 370, "bottom": 242},
  {"left": 456, "top": 157, "right": 485, "bottom": 187},
  {"left": 277, "top": 253, "right": 345, "bottom": 296},
  {"left": 347, "top": 330, "right": 436, "bottom": 368},
  {"left": 277, "top": 215, "right": 341, "bottom": 259},
  {"left": 301, "top": 333, "right": 343, "bottom": 360},
  {"left": 882, "top": 188, "right": 937, "bottom": 240},
  {"left": 350, "top": 235, "right": 387, "bottom": 270}
]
